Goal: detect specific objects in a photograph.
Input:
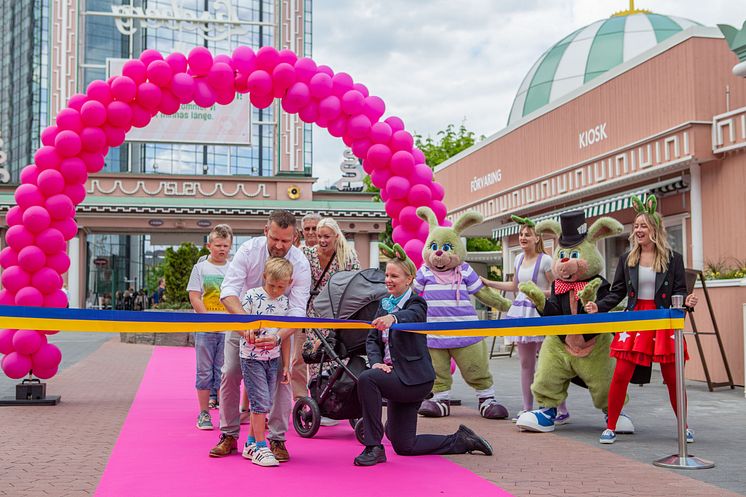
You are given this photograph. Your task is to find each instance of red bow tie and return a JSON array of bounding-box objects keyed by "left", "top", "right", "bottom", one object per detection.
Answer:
[{"left": 554, "top": 280, "right": 589, "bottom": 300}]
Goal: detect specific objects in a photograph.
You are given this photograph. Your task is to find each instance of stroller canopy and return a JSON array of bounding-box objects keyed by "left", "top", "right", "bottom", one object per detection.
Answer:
[{"left": 313, "top": 268, "right": 387, "bottom": 320}]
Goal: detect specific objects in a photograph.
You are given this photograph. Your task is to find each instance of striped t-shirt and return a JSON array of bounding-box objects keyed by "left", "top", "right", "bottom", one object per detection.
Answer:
[{"left": 413, "top": 263, "right": 485, "bottom": 349}]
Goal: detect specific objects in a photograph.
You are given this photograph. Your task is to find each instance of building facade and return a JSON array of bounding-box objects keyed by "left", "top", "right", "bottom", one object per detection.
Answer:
[
  {"left": 0, "top": 0, "right": 385, "bottom": 309},
  {"left": 436, "top": 11, "right": 746, "bottom": 385}
]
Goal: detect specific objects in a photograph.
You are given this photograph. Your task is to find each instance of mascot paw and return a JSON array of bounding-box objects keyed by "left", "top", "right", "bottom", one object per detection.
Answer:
[
  {"left": 518, "top": 282, "right": 546, "bottom": 312},
  {"left": 418, "top": 399, "right": 450, "bottom": 417},
  {"left": 515, "top": 407, "right": 557, "bottom": 433},
  {"left": 478, "top": 398, "right": 509, "bottom": 419},
  {"left": 578, "top": 277, "right": 602, "bottom": 305},
  {"left": 607, "top": 411, "right": 635, "bottom": 434}
]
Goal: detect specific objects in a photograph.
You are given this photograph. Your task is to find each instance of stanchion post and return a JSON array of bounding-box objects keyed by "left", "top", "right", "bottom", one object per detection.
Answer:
[{"left": 653, "top": 295, "right": 714, "bottom": 469}]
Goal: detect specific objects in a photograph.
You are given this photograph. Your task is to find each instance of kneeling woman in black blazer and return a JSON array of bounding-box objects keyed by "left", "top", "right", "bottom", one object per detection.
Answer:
[{"left": 354, "top": 244, "right": 493, "bottom": 467}]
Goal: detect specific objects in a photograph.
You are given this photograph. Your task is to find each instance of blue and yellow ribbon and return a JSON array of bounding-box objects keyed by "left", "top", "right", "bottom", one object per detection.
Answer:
[{"left": 0, "top": 306, "right": 685, "bottom": 337}]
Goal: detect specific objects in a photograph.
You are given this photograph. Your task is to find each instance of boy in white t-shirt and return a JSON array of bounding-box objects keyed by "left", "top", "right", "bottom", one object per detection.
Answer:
[
  {"left": 188, "top": 224, "right": 233, "bottom": 430},
  {"left": 240, "top": 257, "right": 292, "bottom": 467}
]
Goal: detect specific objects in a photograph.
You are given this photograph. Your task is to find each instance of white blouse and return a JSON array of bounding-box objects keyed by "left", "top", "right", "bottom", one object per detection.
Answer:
[{"left": 638, "top": 265, "right": 656, "bottom": 300}]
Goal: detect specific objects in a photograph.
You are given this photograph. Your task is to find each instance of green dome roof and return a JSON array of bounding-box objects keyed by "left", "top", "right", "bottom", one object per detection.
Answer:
[{"left": 508, "top": 12, "right": 701, "bottom": 125}]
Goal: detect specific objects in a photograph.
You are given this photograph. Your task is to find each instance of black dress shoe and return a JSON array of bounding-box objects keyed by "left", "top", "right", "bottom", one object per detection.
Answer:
[
  {"left": 456, "top": 424, "right": 493, "bottom": 456},
  {"left": 354, "top": 445, "right": 387, "bottom": 466}
]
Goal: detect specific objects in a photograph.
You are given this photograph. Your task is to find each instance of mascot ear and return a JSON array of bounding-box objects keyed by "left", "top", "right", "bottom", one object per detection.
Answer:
[
  {"left": 645, "top": 194, "right": 658, "bottom": 214},
  {"left": 535, "top": 219, "right": 561, "bottom": 239},
  {"left": 378, "top": 243, "right": 395, "bottom": 259},
  {"left": 453, "top": 211, "right": 484, "bottom": 235},
  {"left": 416, "top": 206, "right": 439, "bottom": 229},
  {"left": 587, "top": 217, "right": 624, "bottom": 243}
]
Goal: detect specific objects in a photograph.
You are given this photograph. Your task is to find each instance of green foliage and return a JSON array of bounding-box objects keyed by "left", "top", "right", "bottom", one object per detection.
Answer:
[
  {"left": 162, "top": 243, "right": 209, "bottom": 305},
  {"left": 466, "top": 237, "right": 501, "bottom": 252},
  {"left": 704, "top": 258, "right": 746, "bottom": 280},
  {"left": 145, "top": 264, "right": 165, "bottom": 295}
]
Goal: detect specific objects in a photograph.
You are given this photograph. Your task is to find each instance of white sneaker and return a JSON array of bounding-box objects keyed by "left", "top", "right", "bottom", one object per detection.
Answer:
[
  {"left": 242, "top": 442, "right": 256, "bottom": 460},
  {"left": 252, "top": 446, "right": 280, "bottom": 467},
  {"left": 320, "top": 416, "right": 340, "bottom": 427}
]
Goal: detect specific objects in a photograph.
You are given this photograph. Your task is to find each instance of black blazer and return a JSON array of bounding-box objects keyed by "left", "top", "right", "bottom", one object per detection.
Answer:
[
  {"left": 540, "top": 276, "right": 611, "bottom": 342},
  {"left": 366, "top": 294, "right": 436, "bottom": 386},
  {"left": 596, "top": 250, "right": 687, "bottom": 313}
]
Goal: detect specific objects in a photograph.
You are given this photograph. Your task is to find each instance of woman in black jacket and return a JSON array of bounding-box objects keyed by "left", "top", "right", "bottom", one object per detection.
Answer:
[
  {"left": 354, "top": 245, "right": 493, "bottom": 466},
  {"left": 586, "top": 196, "right": 698, "bottom": 445}
]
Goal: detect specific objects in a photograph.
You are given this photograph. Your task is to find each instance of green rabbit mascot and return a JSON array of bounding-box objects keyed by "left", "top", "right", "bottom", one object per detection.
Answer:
[
  {"left": 514, "top": 211, "right": 635, "bottom": 434},
  {"left": 414, "top": 207, "right": 513, "bottom": 419}
]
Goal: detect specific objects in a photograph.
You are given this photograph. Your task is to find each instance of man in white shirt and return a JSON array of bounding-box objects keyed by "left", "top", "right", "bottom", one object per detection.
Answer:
[{"left": 209, "top": 210, "right": 311, "bottom": 462}]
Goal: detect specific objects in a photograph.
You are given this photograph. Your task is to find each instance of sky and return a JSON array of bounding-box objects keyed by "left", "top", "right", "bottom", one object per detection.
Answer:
[{"left": 310, "top": 0, "right": 746, "bottom": 189}]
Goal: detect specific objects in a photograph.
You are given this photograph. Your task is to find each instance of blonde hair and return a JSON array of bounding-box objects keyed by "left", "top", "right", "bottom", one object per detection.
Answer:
[
  {"left": 264, "top": 257, "right": 293, "bottom": 281},
  {"left": 209, "top": 224, "right": 233, "bottom": 242},
  {"left": 317, "top": 217, "right": 357, "bottom": 269},
  {"left": 627, "top": 212, "right": 671, "bottom": 273},
  {"left": 519, "top": 225, "right": 545, "bottom": 255}
]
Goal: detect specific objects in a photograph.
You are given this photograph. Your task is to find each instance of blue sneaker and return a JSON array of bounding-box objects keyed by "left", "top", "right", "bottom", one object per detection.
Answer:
[
  {"left": 599, "top": 429, "right": 616, "bottom": 444},
  {"left": 516, "top": 407, "right": 557, "bottom": 433},
  {"left": 686, "top": 428, "right": 694, "bottom": 443}
]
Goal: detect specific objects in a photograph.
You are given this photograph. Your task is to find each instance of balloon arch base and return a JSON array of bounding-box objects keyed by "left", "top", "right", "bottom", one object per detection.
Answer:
[{"left": 0, "top": 377, "right": 60, "bottom": 406}]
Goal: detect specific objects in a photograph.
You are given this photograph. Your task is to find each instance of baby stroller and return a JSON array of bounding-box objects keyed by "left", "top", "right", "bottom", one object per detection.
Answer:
[{"left": 292, "top": 268, "right": 387, "bottom": 444}]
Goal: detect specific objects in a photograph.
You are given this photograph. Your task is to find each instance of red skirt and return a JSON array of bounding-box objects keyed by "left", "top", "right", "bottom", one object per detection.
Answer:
[{"left": 609, "top": 299, "right": 689, "bottom": 366}]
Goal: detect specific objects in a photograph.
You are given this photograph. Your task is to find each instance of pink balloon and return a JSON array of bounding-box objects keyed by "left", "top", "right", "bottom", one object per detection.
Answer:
[
  {"left": 122, "top": 59, "right": 147, "bottom": 84},
  {"left": 45, "top": 194, "right": 74, "bottom": 220},
  {"left": 35, "top": 228, "right": 66, "bottom": 255},
  {"left": 385, "top": 116, "right": 405, "bottom": 133},
  {"left": 146, "top": 60, "right": 173, "bottom": 87},
  {"left": 165, "top": 52, "right": 188, "bottom": 74},
  {"left": 67, "top": 94, "right": 88, "bottom": 111},
  {"left": 158, "top": 90, "right": 181, "bottom": 115},
  {"left": 86, "top": 80, "right": 113, "bottom": 105},
  {"left": 256, "top": 46, "right": 280, "bottom": 72},
  {"left": 363, "top": 96, "right": 386, "bottom": 122},
  {"left": 107, "top": 101, "right": 133, "bottom": 128},
  {"left": 331, "top": 72, "right": 354, "bottom": 97},
  {"left": 411, "top": 163, "right": 434, "bottom": 185},
  {"left": 341, "top": 134, "right": 354, "bottom": 148},
  {"left": 80, "top": 100, "right": 107, "bottom": 127},
  {"left": 413, "top": 148, "right": 426, "bottom": 164},
  {"left": 188, "top": 47, "right": 213, "bottom": 76},
  {"left": 294, "top": 57, "right": 318, "bottom": 83},
  {"left": 327, "top": 116, "right": 348, "bottom": 138},
  {"left": 63, "top": 184, "right": 87, "bottom": 206},
  {"left": 2, "top": 352, "right": 32, "bottom": 379},
  {"left": 283, "top": 82, "right": 311, "bottom": 111},
  {"left": 0, "top": 247, "right": 18, "bottom": 269},
  {"left": 103, "top": 125, "right": 126, "bottom": 147},
  {"left": 131, "top": 105, "right": 152, "bottom": 128},
  {"left": 170, "top": 73, "right": 195, "bottom": 103},
  {"left": 404, "top": 238, "right": 425, "bottom": 261},
  {"left": 380, "top": 186, "right": 389, "bottom": 202},
  {"left": 6, "top": 205, "right": 23, "bottom": 227},
  {"left": 80, "top": 127, "right": 107, "bottom": 153},
  {"left": 399, "top": 206, "right": 421, "bottom": 231},
  {"left": 34, "top": 146, "right": 62, "bottom": 171},
  {"left": 431, "top": 200, "right": 448, "bottom": 222},
  {"left": 309, "top": 73, "right": 333, "bottom": 99},
  {"left": 319, "top": 95, "right": 341, "bottom": 120},
  {"left": 232, "top": 46, "right": 256, "bottom": 74},
  {"left": 392, "top": 225, "right": 417, "bottom": 245},
  {"left": 298, "top": 101, "right": 319, "bottom": 124},
  {"left": 341, "top": 90, "right": 365, "bottom": 116},
  {"left": 347, "top": 114, "right": 371, "bottom": 140},
  {"left": 193, "top": 80, "right": 217, "bottom": 108},
  {"left": 0, "top": 290, "right": 15, "bottom": 306},
  {"left": 272, "top": 63, "right": 296, "bottom": 91},
  {"left": 111, "top": 76, "right": 137, "bottom": 102},
  {"left": 385, "top": 199, "right": 407, "bottom": 219},
  {"left": 51, "top": 217, "right": 78, "bottom": 241},
  {"left": 391, "top": 130, "right": 414, "bottom": 152},
  {"left": 431, "top": 182, "right": 445, "bottom": 201},
  {"left": 1, "top": 266, "right": 31, "bottom": 293},
  {"left": 54, "top": 130, "right": 82, "bottom": 157},
  {"left": 22, "top": 206, "right": 52, "bottom": 233},
  {"left": 43, "top": 289, "right": 68, "bottom": 309},
  {"left": 15, "top": 286, "right": 44, "bottom": 307},
  {"left": 208, "top": 62, "right": 235, "bottom": 93},
  {"left": 0, "top": 329, "right": 15, "bottom": 355},
  {"left": 351, "top": 138, "right": 371, "bottom": 159},
  {"left": 31, "top": 267, "right": 63, "bottom": 295},
  {"left": 17, "top": 246, "right": 46, "bottom": 273},
  {"left": 250, "top": 91, "right": 274, "bottom": 109},
  {"left": 353, "top": 83, "right": 369, "bottom": 97},
  {"left": 12, "top": 329, "right": 46, "bottom": 355},
  {"left": 60, "top": 158, "right": 88, "bottom": 185},
  {"left": 370, "top": 168, "right": 392, "bottom": 189},
  {"left": 20, "top": 164, "right": 40, "bottom": 185},
  {"left": 390, "top": 151, "right": 415, "bottom": 177},
  {"left": 369, "top": 122, "right": 393, "bottom": 144},
  {"left": 32, "top": 343, "right": 62, "bottom": 371},
  {"left": 408, "top": 184, "right": 433, "bottom": 206},
  {"left": 5, "top": 225, "right": 35, "bottom": 252},
  {"left": 32, "top": 366, "right": 58, "bottom": 380},
  {"left": 46, "top": 251, "right": 71, "bottom": 274},
  {"left": 385, "top": 176, "right": 411, "bottom": 200},
  {"left": 213, "top": 54, "right": 233, "bottom": 68},
  {"left": 139, "top": 48, "right": 163, "bottom": 67},
  {"left": 365, "top": 144, "right": 392, "bottom": 170},
  {"left": 215, "top": 89, "right": 235, "bottom": 106},
  {"left": 277, "top": 48, "right": 297, "bottom": 66},
  {"left": 137, "top": 82, "right": 163, "bottom": 110},
  {"left": 417, "top": 221, "right": 430, "bottom": 241},
  {"left": 56, "top": 108, "right": 83, "bottom": 133},
  {"left": 15, "top": 184, "right": 45, "bottom": 209},
  {"left": 247, "top": 70, "right": 273, "bottom": 95},
  {"left": 234, "top": 74, "right": 250, "bottom": 94}
]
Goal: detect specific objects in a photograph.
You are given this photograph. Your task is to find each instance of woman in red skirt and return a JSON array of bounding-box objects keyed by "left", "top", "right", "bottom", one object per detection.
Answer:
[{"left": 585, "top": 195, "right": 698, "bottom": 444}]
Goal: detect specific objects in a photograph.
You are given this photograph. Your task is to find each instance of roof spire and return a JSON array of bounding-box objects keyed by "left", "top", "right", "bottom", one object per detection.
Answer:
[{"left": 611, "top": 0, "right": 651, "bottom": 17}]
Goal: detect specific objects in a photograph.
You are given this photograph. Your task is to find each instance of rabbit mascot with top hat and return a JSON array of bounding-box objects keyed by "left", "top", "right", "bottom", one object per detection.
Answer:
[
  {"left": 515, "top": 210, "right": 635, "bottom": 434},
  {"left": 414, "top": 207, "right": 514, "bottom": 419}
]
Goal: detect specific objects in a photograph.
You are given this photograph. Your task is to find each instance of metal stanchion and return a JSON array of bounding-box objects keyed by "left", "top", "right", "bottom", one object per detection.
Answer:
[{"left": 653, "top": 295, "right": 714, "bottom": 470}]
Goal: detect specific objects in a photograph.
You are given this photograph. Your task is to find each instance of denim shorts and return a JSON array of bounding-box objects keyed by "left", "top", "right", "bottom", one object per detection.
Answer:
[
  {"left": 240, "top": 357, "right": 279, "bottom": 414},
  {"left": 195, "top": 332, "right": 225, "bottom": 392}
]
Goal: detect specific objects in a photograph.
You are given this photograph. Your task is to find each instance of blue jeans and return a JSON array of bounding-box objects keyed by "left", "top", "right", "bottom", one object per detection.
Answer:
[
  {"left": 241, "top": 357, "right": 280, "bottom": 414},
  {"left": 195, "top": 332, "right": 225, "bottom": 395}
]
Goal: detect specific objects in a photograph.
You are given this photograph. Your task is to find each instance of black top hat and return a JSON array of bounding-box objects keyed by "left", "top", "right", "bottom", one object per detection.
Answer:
[{"left": 558, "top": 211, "right": 588, "bottom": 247}]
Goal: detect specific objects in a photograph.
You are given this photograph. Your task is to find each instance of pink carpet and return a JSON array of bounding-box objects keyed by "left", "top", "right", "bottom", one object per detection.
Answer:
[{"left": 95, "top": 346, "right": 512, "bottom": 497}]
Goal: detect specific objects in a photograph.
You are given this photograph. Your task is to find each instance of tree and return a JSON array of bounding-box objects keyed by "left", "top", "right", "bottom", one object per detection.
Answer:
[
  {"left": 365, "top": 122, "right": 485, "bottom": 246},
  {"left": 160, "top": 243, "right": 209, "bottom": 308}
]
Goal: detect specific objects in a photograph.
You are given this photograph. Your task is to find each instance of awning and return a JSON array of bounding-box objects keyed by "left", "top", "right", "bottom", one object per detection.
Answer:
[{"left": 492, "top": 176, "right": 688, "bottom": 239}]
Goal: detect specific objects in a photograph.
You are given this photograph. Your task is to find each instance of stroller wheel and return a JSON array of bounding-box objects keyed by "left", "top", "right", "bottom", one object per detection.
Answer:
[
  {"left": 293, "top": 396, "right": 321, "bottom": 438},
  {"left": 349, "top": 418, "right": 358, "bottom": 430},
  {"left": 354, "top": 418, "right": 365, "bottom": 445}
]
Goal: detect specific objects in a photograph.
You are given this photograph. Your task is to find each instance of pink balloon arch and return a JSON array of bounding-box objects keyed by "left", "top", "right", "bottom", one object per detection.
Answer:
[{"left": 0, "top": 46, "right": 448, "bottom": 380}]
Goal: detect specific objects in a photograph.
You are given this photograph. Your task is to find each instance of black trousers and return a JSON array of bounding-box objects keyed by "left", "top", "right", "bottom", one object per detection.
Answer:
[{"left": 358, "top": 368, "right": 467, "bottom": 455}]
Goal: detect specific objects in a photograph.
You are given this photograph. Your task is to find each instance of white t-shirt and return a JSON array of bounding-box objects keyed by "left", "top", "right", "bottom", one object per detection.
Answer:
[
  {"left": 638, "top": 265, "right": 656, "bottom": 300},
  {"left": 239, "top": 287, "right": 289, "bottom": 361},
  {"left": 187, "top": 259, "right": 230, "bottom": 312}
]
